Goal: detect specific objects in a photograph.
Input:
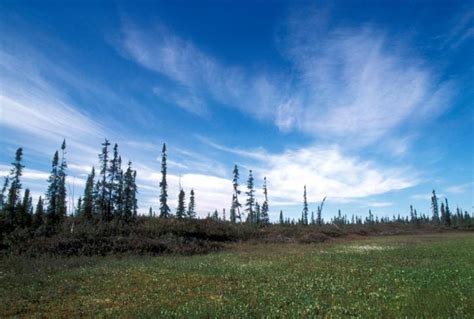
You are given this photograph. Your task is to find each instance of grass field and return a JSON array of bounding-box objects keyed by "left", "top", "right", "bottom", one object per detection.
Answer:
[{"left": 1, "top": 232, "right": 473, "bottom": 317}]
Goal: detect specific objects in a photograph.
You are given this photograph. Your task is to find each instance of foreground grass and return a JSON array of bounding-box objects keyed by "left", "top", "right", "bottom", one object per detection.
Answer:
[{"left": 1, "top": 232, "right": 473, "bottom": 317}]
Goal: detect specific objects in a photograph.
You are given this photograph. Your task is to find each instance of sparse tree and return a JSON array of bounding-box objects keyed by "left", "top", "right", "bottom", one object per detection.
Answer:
[
  {"left": 245, "top": 170, "right": 255, "bottom": 223},
  {"left": 187, "top": 189, "right": 196, "bottom": 219},
  {"left": 159, "top": 144, "right": 171, "bottom": 218},
  {"left": 302, "top": 185, "right": 308, "bottom": 225},
  {"left": 176, "top": 188, "right": 186, "bottom": 219},
  {"left": 81, "top": 167, "right": 95, "bottom": 220}
]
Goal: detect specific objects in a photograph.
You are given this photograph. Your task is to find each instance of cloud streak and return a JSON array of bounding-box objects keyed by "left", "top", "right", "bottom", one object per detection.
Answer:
[{"left": 119, "top": 11, "right": 455, "bottom": 147}]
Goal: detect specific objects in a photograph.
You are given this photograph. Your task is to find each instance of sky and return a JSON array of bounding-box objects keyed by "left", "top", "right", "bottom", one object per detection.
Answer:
[{"left": 0, "top": 0, "right": 473, "bottom": 221}]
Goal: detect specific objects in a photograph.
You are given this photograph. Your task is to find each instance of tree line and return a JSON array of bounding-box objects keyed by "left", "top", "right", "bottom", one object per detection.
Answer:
[{"left": 0, "top": 139, "right": 472, "bottom": 235}]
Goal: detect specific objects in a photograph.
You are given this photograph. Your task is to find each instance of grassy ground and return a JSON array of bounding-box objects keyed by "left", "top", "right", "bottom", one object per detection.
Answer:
[{"left": 1, "top": 232, "right": 473, "bottom": 317}]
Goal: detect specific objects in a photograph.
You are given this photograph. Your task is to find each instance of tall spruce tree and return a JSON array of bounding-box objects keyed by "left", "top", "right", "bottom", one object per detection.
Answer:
[
  {"left": 431, "top": 190, "right": 440, "bottom": 224},
  {"left": 122, "top": 161, "right": 137, "bottom": 222},
  {"left": 187, "top": 189, "right": 196, "bottom": 218},
  {"left": 279, "top": 210, "right": 284, "bottom": 225},
  {"left": 56, "top": 139, "right": 67, "bottom": 220},
  {"left": 82, "top": 167, "right": 95, "bottom": 220},
  {"left": 46, "top": 151, "right": 60, "bottom": 226},
  {"left": 302, "top": 185, "right": 308, "bottom": 225},
  {"left": 261, "top": 177, "right": 269, "bottom": 224},
  {"left": 109, "top": 144, "right": 123, "bottom": 217},
  {"left": 159, "top": 143, "right": 171, "bottom": 218},
  {"left": 176, "top": 188, "right": 186, "bottom": 219},
  {"left": 231, "top": 165, "right": 242, "bottom": 223},
  {"left": 98, "top": 139, "right": 112, "bottom": 221},
  {"left": 245, "top": 170, "right": 255, "bottom": 223},
  {"left": 6, "top": 148, "right": 24, "bottom": 226},
  {"left": 440, "top": 202, "right": 446, "bottom": 225},
  {"left": 19, "top": 188, "right": 32, "bottom": 227},
  {"left": 444, "top": 198, "right": 451, "bottom": 226}
]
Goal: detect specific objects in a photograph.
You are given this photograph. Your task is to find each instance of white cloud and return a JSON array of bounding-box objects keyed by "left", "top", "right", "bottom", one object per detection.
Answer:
[
  {"left": 201, "top": 139, "right": 418, "bottom": 208},
  {"left": 367, "top": 201, "right": 394, "bottom": 208},
  {"left": 119, "top": 21, "right": 284, "bottom": 120},
  {"left": 119, "top": 15, "right": 454, "bottom": 147},
  {"left": 445, "top": 183, "right": 472, "bottom": 195}
]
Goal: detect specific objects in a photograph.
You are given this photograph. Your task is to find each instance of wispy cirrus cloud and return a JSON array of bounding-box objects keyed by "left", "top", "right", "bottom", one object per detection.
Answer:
[
  {"left": 119, "top": 21, "right": 284, "bottom": 120},
  {"left": 118, "top": 10, "right": 455, "bottom": 147},
  {"left": 201, "top": 138, "right": 418, "bottom": 206}
]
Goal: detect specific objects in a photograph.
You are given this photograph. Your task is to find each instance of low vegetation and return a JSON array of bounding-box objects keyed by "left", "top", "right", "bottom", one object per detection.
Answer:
[{"left": 1, "top": 233, "right": 473, "bottom": 317}]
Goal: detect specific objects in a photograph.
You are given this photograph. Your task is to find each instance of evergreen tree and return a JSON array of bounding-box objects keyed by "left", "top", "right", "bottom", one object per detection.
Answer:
[
  {"left": 56, "top": 139, "right": 67, "bottom": 220},
  {"left": 32, "top": 196, "right": 45, "bottom": 228},
  {"left": 230, "top": 165, "right": 242, "bottom": 223},
  {"left": 149, "top": 207, "right": 153, "bottom": 217},
  {"left": 82, "top": 167, "right": 95, "bottom": 220},
  {"left": 279, "top": 210, "right": 284, "bottom": 225},
  {"left": 302, "top": 185, "right": 308, "bottom": 225},
  {"left": 159, "top": 143, "right": 171, "bottom": 218},
  {"left": 98, "top": 139, "right": 112, "bottom": 221},
  {"left": 245, "top": 170, "right": 255, "bottom": 223},
  {"left": 176, "top": 188, "right": 186, "bottom": 219},
  {"left": 6, "top": 148, "right": 24, "bottom": 226},
  {"left": 444, "top": 198, "right": 452, "bottom": 226},
  {"left": 187, "top": 189, "right": 196, "bottom": 218},
  {"left": 316, "top": 207, "right": 322, "bottom": 226},
  {"left": 19, "top": 188, "right": 32, "bottom": 227},
  {"left": 46, "top": 151, "right": 60, "bottom": 226},
  {"left": 132, "top": 170, "right": 138, "bottom": 218},
  {"left": 0, "top": 176, "right": 9, "bottom": 211},
  {"left": 122, "top": 161, "right": 137, "bottom": 222},
  {"left": 310, "top": 211, "right": 315, "bottom": 225},
  {"left": 261, "top": 177, "right": 269, "bottom": 224},
  {"left": 109, "top": 144, "right": 123, "bottom": 217},
  {"left": 431, "top": 190, "right": 439, "bottom": 224}
]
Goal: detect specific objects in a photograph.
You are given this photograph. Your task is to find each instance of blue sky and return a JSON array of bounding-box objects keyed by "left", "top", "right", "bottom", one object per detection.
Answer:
[{"left": 0, "top": 0, "right": 472, "bottom": 221}]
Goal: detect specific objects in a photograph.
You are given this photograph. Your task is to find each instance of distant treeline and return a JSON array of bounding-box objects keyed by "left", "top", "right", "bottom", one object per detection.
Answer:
[{"left": 1, "top": 139, "right": 473, "bottom": 238}]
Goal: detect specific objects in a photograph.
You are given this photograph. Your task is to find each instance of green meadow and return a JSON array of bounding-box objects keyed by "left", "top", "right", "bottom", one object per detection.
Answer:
[{"left": 1, "top": 232, "right": 473, "bottom": 318}]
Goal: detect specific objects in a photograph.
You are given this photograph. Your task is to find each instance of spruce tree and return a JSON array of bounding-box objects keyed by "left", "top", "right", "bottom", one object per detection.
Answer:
[
  {"left": 279, "top": 210, "right": 284, "bottom": 225},
  {"left": 176, "top": 188, "right": 186, "bottom": 219},
  {"left": 98, "top": 139, "right": 112, "bottom": 221},
  {"left": 46, "top": 151, "right": 60, "bottom": 226},
  {"left": 122, "top": 161, "right": 137, "bottom": 222},
  {"left": 82, "top": 167, "right": 95, "bottom": 220},
  {"left": 109, "top": 144, "right": 123, "bottom": 217},
  {"left": 6, "top": 148, "right": 24, "bottom": 226},
  {"left": 231, "top": 165, "right": 242, "bottom": 223},
  {"left": 245, "top": 170, "right": 255, "bottom": 223},
  {"left": 444, "top": 198, "right": 451, "bottom": 226},
  {"left": 310, "top": 211, "right": 315, "bottom": 225},
  {"left": 0, "top": 176, "right": 9, "bottom": 211},
  {"left": 261, "top": 177, "right": 269, "bottom": 224},
  {"left": 316, "top": 207, "right": 322, "bottom": 226},
  {"left": 32, "top": 196, "right": 45, "bottom": 228},
  {"left": 302, "top": 185, "right": 308, "bottom": 225},
  {"left": 19, "top": 188, "right": 32, "bottom": 227},
  {"left": 56, "top": 139, "right": 67, "bottom": 220},
  {"left": 187, "top": 189, "right": 196, "bottom": 218},
  {"left": 159, "top": 143, "right": 171, "bottom": 218},
  {"left": 431, "top": 190, "right": 439, "bottom": 224}
]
